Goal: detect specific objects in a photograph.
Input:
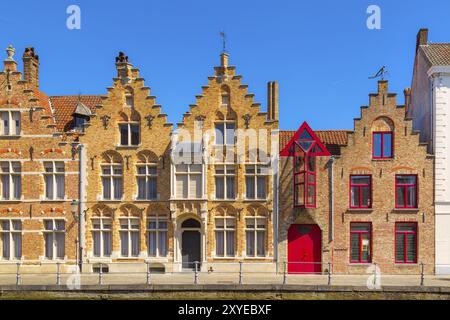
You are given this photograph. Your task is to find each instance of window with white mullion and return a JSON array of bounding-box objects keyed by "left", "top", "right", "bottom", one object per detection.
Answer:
[
  {"left": 245, "top": 216, "right": 266, "bottom": 257},
  {"left": 215, "top": 115, "right": 235, "bottom": 146},
  {"left": 175, "top": 164, "right": 202, "bottom": 199},
  {"left": 0, "top": 111, "right": 20, "bottom": 136},
  {"left": 215, "top": 165, "right": 236, "bottom": 200},
  {"left": 119, "top": 218, "right": 140, "bottom": 257},
  {"left": 119, "top": 122, "right": 140, "bottom": 146},
  {"left": 92, "top": 218, "right": 112, "bottom": 257},
  {"left": 0, "top": 220, "right": 22, "bottom": 260},
  {"left": 215, "top": 216, "right": 236, "bottom": 257},
  {"left": 44, "top": 220, "right": 65, "bottom": 260},
  {"left": 44, "top": 162, "right": 65, "bottom": 200},
  {"left": 245, "top": 164, "right": 268, "bottom": 200},
  {"left": 137, "top": 164, "right": 157, "bottom": 200},
  {"left": 101, "top": 164, "right": 123, "bottom": 200},
  {"left": 147, "top": 216, "right": 168, "bottom": 257},
  {"left": 0, "top": 161, "right": 21, "bottom": 200}
]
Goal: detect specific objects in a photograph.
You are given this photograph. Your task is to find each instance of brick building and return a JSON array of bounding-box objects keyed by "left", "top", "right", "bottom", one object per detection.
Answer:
[
  {"left": 0, "top": 44, "right": 436, "bottom": 276},
  {"left": 279, "top": 81, "right": 435, "bottom": 274}
]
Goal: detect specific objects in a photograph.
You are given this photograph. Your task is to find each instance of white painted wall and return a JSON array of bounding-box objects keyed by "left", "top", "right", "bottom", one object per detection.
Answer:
[{"left": 430, "top": 68, "right": 450, "bottom": 273}]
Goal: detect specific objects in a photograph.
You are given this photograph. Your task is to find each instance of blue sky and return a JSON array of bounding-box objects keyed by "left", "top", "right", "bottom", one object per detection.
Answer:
[{"left": 1, "top": 0, "right": 449, "bottom": 130}]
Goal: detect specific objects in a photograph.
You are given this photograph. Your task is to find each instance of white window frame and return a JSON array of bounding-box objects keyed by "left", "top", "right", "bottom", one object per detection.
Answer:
[
  {"left": 43, "top": 161, "right": 65, "bottom": 200},
  {"left": 101, "top": 163, "right": 123, "bottom": 200},
  {"left": 119, "top": 122, "right": 140, "bottom": 146},
  {"left": 175, "top": 164, "right": 203, "bottom": 199},
  {"left": 147, "top": 215, "right": 168, "bottom": 258},
  {"left": 91, "top": 217, "right": 112, "bottom": 257},
  {"left": 0, "top": 111, "right": 21, "bottom": 136},
  {"left": 43, "top": 219, "right": 65, "bottom": 260},
  {"left": 245, "top": 164, "right": 268, "bottom": 200},
  {"left": 214, "top": 165, "right": 236, "bottom": 200},
  {"left": 214, "top": 114, "right": 235, "bottom": 146},
  {"left": 245, "top": 216, "right": 267, "bottom": 257},
  {"left": 214, "top": 216, "right": 236, "bottom": 257},
  {"left": 136, "top": 164, "right": 158, "bottom": 200},
  {"left": 0, "top": 220, "right": 22, "bottom": 260},
  {"left": 0, "top": 161, "right": 21, "bottom": 201},
  {"left": 119, "top": 218, "right": 140, "bottom": 257}
]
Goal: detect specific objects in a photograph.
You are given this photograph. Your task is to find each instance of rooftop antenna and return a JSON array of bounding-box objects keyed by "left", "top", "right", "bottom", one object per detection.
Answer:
[
  {"left": 369, "top": 66, "right": 389, "bottom": 80},
  {"left": 220, "top": 31, "right": 227, "bottom": 53}
]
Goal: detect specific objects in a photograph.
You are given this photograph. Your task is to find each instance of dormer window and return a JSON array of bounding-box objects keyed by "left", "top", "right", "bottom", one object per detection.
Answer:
[
  {"left": 293, "top": 130, "right": 317, "bottom": 208},
  {"left": 0, "top": 111, "right": 20, "bottom": 136},
  {"left": 72, "top": 101, "right": 92, "bottom": 132}
]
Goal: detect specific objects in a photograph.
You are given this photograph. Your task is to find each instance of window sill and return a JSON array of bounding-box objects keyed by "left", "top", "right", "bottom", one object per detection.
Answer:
[
  {"left": 348, "top": 263, "right": 372, "bottom": 266},
  {"left": 135, "top": 199, "right": 159, "bottom": 202},
  {"left": 394, "top": 263, "right": 418, "bottom": 266},
  {"left": 347, "top": 208, "right": 373, "bottom": 213},
  {"left": 115, "top": 144, "right": 141, "bottom": 150},
  {"left": 372, "top": 158, "right": 394, "bottom": 161},
  {"left": 243, "top": 198, "right": 268, "bottom": 202},
  {"left": 98, "top": 199, "right": 124, "bottom": 203},
  {"left": 212, "top": 198, "right": 238, "bottom": 202},
  {"left": 0, "top": 199, "right": 21, "bottom": 203},
  {"left": 145, "top": 257, "right": 169, "bottom": 263},
  {"left": 87, "top": 257, "right": 113, "bottom": 263},
  {"left": 212, "top": 256, "right": 237, "bottom": 260},
  {"left": 170, "top": 198, "right": 208, "bottom": 201},
  {"left": 392, "top": 208, "right": 419, "bottom": 213},
  {"left": 0, "top": 135, "right": 21, "bottom": 140},
  {"left": 41, "top": 199, "right": 69, "bottom": 203}
]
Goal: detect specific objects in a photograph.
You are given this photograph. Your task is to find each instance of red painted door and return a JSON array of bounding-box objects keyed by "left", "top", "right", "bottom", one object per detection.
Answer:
[{"left": 288, "top": 224, "right": 322, "bottom": 274}]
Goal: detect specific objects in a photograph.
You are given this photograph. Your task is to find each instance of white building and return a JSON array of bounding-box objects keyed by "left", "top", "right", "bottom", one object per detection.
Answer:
[{"left": 408, "top": 28, "right": 450, "bottom": 274}]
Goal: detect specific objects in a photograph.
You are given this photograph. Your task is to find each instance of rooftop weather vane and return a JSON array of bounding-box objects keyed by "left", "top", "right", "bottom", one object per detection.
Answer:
[
  {"left": 220, "top": 31, "right": 227, "bottom": 53},
  {"left": 369, "top": 66, "right": 389, "bottom": 80}
]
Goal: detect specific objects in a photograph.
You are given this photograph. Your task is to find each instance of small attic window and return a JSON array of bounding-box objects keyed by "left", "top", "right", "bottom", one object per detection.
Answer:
[
  {"left": 72, "top": 101, "right": 92, "bottom": 131},
  {"left": 221, "top": 86, "right": 230, "bottom": 107},
  {"left": 125, "top": 88, "right": 134, "bottom": 108}
]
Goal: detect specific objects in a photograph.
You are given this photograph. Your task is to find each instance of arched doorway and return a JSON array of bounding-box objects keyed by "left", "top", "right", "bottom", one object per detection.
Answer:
[{"left": 181, "top": 218, "right": 202, "bottom": 270}]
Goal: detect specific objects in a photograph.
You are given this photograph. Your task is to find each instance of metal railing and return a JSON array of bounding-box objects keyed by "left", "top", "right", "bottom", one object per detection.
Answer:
[{"left": 0, "top": 261, "right": 446, "bottom": 288}]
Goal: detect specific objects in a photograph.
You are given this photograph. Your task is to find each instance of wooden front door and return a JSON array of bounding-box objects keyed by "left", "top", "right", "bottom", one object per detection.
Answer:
[
  {"left": 288, "top": 224, "right": 322, "bottom": 274},
  {"left": 182, "top": 231, "right": 201, "bottom": 270}
]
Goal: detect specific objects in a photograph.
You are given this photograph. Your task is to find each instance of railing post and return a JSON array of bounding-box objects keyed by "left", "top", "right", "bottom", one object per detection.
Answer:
[
  {"left": 98, "top": 263, "right": 103, "bottom": 285},
  {"left": 56, "top": 262, "right": 61, "bottom": 285},
  {"left": 16, "top": 262, "right": 21, "bottom": 285},
  {"left": 239, "top": 261, "right": 243, "bottom": 285},
  {"left": 146, "top": 261, "right": 151, "bottom": 285},
  {"left": 283, "top": 262, "right": 287, "bottom": 285},
  {"left": 373, "top": 262, "right": 377, "bottom": 287},
  {"left": 420, "top": 262, "right": 425, "bottom": 286},
  {"left": 194, "top": 261, "right": 199, "bottom": 285},
  {"left": 327, "top": 262, "right": 332, "bottom": 286}
]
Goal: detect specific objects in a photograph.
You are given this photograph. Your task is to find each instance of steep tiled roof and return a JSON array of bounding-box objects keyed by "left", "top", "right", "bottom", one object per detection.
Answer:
[
  {"left": 31, "top": 89, "right": 55, "bottom": 126},
  {"left": 420, "top": 44, "right": 450, "bottom": 66},
  {"left": 50, "top": 95, "right": 102, "bottom": 132},
  {"left": 280, "top": 130, "right": 351, "bottom": 156}
]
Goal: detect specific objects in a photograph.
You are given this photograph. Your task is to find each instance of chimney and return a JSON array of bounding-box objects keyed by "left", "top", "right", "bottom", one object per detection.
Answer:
[
  {"left": 220, "top": 52, "right": 229, "bottom": 68},
  {"left": 115, "top": 51, "right": 133, "bottom": 84},
  {"left": 23, "top": 47, "right": 39, "bottom": 88},
  {"left": 416, "top": 28, "right": 428, "bottom": 52},
  {"left": 404, "top": 88, "right": 411, "bottom": 113},
  {"left": 267, "top": 81, "right": 279, "bottom": 121},
  {"left": 4, "top": 45, "right": 17, "bottom": 72}
]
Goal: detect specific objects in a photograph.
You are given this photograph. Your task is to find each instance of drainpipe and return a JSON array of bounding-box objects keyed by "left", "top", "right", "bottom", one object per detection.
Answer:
[
  {"left": 328, "top": 156, "right": 335, "bottom": 243},
  {"left": 272, "top": 130, "right": 280, "bottom": 273},
  {"left": 78, "top": 144, "right": 87, "bottom": 272}
]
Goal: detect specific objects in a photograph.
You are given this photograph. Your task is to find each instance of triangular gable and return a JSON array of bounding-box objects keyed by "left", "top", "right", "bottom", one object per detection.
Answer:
[{"left": 280, "top": 121, "right": 331, "bottom": 157}]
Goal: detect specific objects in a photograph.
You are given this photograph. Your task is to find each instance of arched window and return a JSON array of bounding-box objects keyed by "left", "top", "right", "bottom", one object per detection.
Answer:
[
  {"left": 118, "top": 112, "right": 140, "bottom": 146},
  {"left": 372, "top": 117, "right": 394, "bottom": 159},
  {"left": 215, "top": 110, "right": 236, "bottom": 146},
  {"left": 101, "top": 152, "right": 123, "bottom": 200},
  {"left": 136, "top": 151, "right": 158, "bottom": 200},
  {"left": 119, "top": 206, "right": 140, "bottom": 257}
]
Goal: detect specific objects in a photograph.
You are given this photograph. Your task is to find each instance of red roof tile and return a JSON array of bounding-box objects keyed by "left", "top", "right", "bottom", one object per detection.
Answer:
[{"left": 50, "top": 95, "right": 102, "bottom": 132}]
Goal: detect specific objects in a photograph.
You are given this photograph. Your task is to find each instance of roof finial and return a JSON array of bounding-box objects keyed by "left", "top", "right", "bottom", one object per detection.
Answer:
[
  {"left": 220, "top": 31, "right": 227, "bottom": 53},
  {"left": 5, "top": 45, "right": 15, "bottom": 62}
]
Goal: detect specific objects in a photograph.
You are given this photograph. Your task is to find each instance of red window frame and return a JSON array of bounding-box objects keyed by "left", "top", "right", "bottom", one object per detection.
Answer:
[
  {"left": 395, "top": 175, "right": 418, "bottom": 209},
  {"left": 372, "top": 131, "right": 393, "bottom": 159},
  {"left": 293, "top": 143, "right": 316, "bottom": 208},
  {"left": 349, "top": 222, "right": 372, "bottom": 264},
  {"left": 395, "top": 222, "right": 418, "bottom": 264},
  {"left": 349, "top": 175, "right": 372, "bottom": 209}
]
